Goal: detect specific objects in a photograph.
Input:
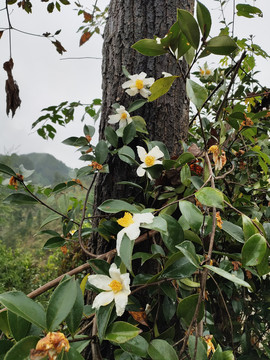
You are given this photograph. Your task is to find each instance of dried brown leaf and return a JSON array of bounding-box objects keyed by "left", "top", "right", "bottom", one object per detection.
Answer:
[
  {"left": 83, "top": 11, "right": 92, "bottom": 22},
  {"left": 3, "top": 58, "right": 21, "bottom": 117},
  {"left": 0, "top": 31, "right": 4, "bottom": 39},
  {"left": 79, "top": 31, "right": 91, "bottom": 46},
  {"left": 129, "top": 310, "right": 149, "bottom": 327},
  {"left": 51, "top": 40, "right": 66, "bottom": 54}
]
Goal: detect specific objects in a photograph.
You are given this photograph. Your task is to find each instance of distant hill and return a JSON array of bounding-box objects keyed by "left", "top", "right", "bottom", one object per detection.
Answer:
[{"left": 0, "top": 153, "right": 73, "bottom": 186}]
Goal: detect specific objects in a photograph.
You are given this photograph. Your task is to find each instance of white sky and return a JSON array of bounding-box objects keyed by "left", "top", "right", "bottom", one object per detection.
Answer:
[{"left": 0, "top": 0, "right": 269, "bottom": 169}]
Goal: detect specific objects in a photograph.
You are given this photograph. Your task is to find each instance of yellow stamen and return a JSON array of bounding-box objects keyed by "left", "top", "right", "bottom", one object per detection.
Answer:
[
  {"left": 200, "top": 69, "right": 205, "bottom": 76},
  {"left": 108, "top": 279, "right": 123, "bottom": 293},
  {"left": 135, "top": 79, "right": 144, "bottom": 90},
  {"left": 117, "top": 212, "right": 134, "bottom": 227},
  {"left": 144, "top": 155, "right": 155, "bottom": 167},
  {"left": 120, "top": 112, "right": 127, "bottom": 120},
  {"left": 205, "top": 69, "right": 211, "bottom": 75}
]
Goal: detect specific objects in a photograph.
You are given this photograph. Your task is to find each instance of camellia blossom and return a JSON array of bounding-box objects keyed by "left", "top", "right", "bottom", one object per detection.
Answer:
[
  {"left": 116, "top": 211, "right": 154, "bottom": 254},
  {"left": 88, "top": 263, "right": 131, "bottom": 316},
  {"left": 30, "top": 332, "right": 70, "bottom": 360},
  {"left": 108, "top": 105, "right": 132, "bottom": 128},
  {"left": 122, "top": 72, "right": 155, "bottom": 98},
  {"left": 136, "top": 145, "right": 164, "bottom": 179},
  {"left": 199, "top": 62, "right": 213, "bottom": 79},
  {"left": 208, "top": 145, "right": 226, "bottom": 171}
]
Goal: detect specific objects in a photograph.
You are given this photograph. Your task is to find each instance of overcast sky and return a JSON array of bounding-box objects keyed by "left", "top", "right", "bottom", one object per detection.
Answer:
[{"left": 0, "top": 0, "right": 269, "bottom": 169}]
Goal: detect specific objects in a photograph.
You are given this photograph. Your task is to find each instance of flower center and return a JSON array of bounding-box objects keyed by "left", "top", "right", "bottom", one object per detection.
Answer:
[
  {"left": 120, "top": 112, "right": 127, "bottom": 120},
  {"left": 200, "top": 69, "right": 205, "bottom": 76},
  {"left": 117, "top": 212, "right": 134, "bottom": 227},
  {"left": 144, "top": 155, "right": 155, "bottom": 167},
  {"left": 135, "top": 79, "right": 144, "bottom": 90},
  {"left": 205, "top": 69, "right": 211, "bottom": 75},
  {"left": 108, "top": 279, "right": 123, "bottom": 293}
]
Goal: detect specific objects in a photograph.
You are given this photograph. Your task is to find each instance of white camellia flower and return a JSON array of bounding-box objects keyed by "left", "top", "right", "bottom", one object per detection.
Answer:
[
  {"left": 199, "top": 62, "right": 213, "bottom": 79},
  {"left": 122, "top": 72, "right": 155, "bottom": 98},
  {"left": 108, "top": 105, "right": 132, "bottom": 128},
  {"left": 116, "top": 212, "right": 154, "bottom": 254},
  {"left": 136, "top": 145, "right": 164, "bottom": 179},
  {"left": 88, "top": 263, "right": 131, "bottom": 316}
]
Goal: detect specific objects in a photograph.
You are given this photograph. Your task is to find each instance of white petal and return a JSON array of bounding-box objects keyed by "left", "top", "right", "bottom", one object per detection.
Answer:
[
  {"left": 122, "top": 80, "right": 133, "bottom": 89},
  {"left": 119, "top": 119, "right": 127, "bottom": 128},
  {"left": 92, "top": 291, "right": 114, "bottom": 310},
  {"left": 126, "top": 88, "right": 138, "bottom": 96},
  {"left": 136, "top": 165, "right": 146, "bottom": 177},
  {"left": 88, "top": 275, "right": 111, "bottom": 290},
  {"left": 120, "top": 273, "right": 131, "bottom": 291},
  {"left": 148, "top": 146, "right": 164, "bottom": 159},
  {"left": 125, "top": 223, "right": 141, "bottom": 240},
  {"left": 140, "top": 88, "right": 151, "bottom": 98},
  {"left": 114, "top": 292, "right": 129, "bottom": 316},
  {"left": 109, "top": 263, "right": 122, "bottom": 282},
  {"left": 108, "top": 114, "right": 120, "bottom": 124},
  {"left": 143, "top": 77, "right": 155, "bottom": 86},
  {"left": 133, "top": 212, "right": 154, "bottom": 225},
  {"left": 136, "top": 146, "right": 147, "bottom": 162},
  {"left": 138, "top": 72, "right": 147, "bottom": 80},
  {"left": 153, "top": 159, "right": 162, "bottom": 165},
  {"left": 116, "top": 229, "right": 125, "bottom": 254},
  {"left": 116, "top": 105, "right": 126, "bottom": 113}
]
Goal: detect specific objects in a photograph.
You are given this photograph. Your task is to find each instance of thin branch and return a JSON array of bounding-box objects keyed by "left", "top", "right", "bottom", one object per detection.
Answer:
[{"left": 60, "top": 56, "right": 102, "bottom": 60}]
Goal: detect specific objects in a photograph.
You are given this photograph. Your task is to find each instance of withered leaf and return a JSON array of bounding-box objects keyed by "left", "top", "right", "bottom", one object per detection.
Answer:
[
  {"left": 3, "top": 58, "right": 21, "bottom": 117},
  {"left": 51, "top": 40, "right": 66, "bottom": 54},
  {"left": 0, "top": 31, "right": 3, "bottom": 39},
  {"left": 79, "top": 31, "right": 91, "bottom": 46},
  {"left": 187, "top": 143, "right": 203, "bottom": 157},
  {"left": 83, "top": 11, "right": 92, "bottom": 22},
  {"left": 129, "top": 311, "right": 149, "bottom": 327}
]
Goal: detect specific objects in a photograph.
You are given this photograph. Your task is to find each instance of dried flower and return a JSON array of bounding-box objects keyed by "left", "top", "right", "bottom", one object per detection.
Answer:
[
  {"left": 30, "top": 332, "right": 70, "bottom": 360},
  {"left": 208, "top": 145, "right": 226, "bottom": 171},
  {"left": 89, "top": 161, "right": 103, "bottom": 170},
  {"left": 216, "top": 211, "right": 223, "bottom": 229}
]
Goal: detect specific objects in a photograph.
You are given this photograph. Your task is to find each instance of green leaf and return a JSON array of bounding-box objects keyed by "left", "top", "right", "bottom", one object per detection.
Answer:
[
  {"left": 88, "top": 259, "right": 110, "bottom": 276},
  {"left": 205, "top": 35, "right": 238, "bottom": 55},
  {"left": 62, "top": 347, "right": 85, "bottom": 359},
  {"left": 95, "top": 140, "right": 108, "bottom": 164},
  {"left": 62, "top": 136, "right": 88, "bottom": 146},
  {"left": 177, "top": 152, "right": 195, "bottom": 166},
  {"left": 4, "top": 336, "right": 40, "bottom": 360},
  {"left": 184, "top": 230, "right": 202, "bottom": 245},
  {"left": 162, "top": 252, "right": 197, "bottom": 279},
  {"left": 179, "top": 200, "right": 203, "bottom": 232},
  {"left": 66, "top": 281, "right": 84, "bottom": 336},
  {"left": 104, "top": 321, "right": 141, "bottom": 344},
  {"left": 123, "top": 122, "right": 136, "bottom": 145},
  {"left": 119, "top": 235, "right": 134, "bottom": 273},
  {"left": 98, "top": 199, "right": 139, "bottom": 214},
  {"left": 3, "top": 193, "right": 38, "bottom": 205},
  {"left": 43, "top": 236, "right": 66, "bottom": 249},
  {"left": 222, "top": 221, "right": 245, "bottom": 243},
  {"left": 0, "top": 163, "right": 16, "bottom": 176},
  {"left": 188, "top": 335, "right": 208, "bottom": 360},
  {"left": 105, "top": 126, "right": 118, "bottom": 148},
  {"left": 118, "top": 146, "right": 136, "bottom": 165},
  {"left": 40, "top": 214, "right": 62, "bottom": 229},
  {"left": 0, "top": 340, "right": 13, "bottom": 359},
  {"left": 176, "top": 241, "right": 201, "bottom": 268},
  {"left": 148, "top": 339, "right": 178, "bottom": 360},
  {"left": 0, "top": 311, "right": 10, "bottom": 337},
  {"left": 131, "top": 39, "right": 168, "bottom": 56},
  {"left": 97, "top": 302, "right": 114, "bottom": 342},
  {"left": 127, "top": 99, "right": 147, "bottom": 113},
  {"left": 142, "top": 216, "right": 167, "bottom": 234},
  {"left": 180, "top": 164, "right": 191, "bottom": 186},
  {"left": 177, "top": 9, "right": 200, "bottom": 49},
  {"left": 177, "top": 294, "right": 204, "bottom": 325},
  {"left": 0, "top": 291, "right": 46, "bottom": 329},
  {"left": 83, "top": 124, "right": 95, "bottom": 137},
  {"left": 148, "top": 76, "right": 178, "bottom": 102},
  {"left": 7, "top": 311, "right": 31, "bottom": 341},
  {"left": 257, "top": 247, "right": 270, "bottom": 276},
  {"left": 46, "top": 277, "right": 77, "bottom": 331},
  {"left": 242, "top": 214, "right": 258, "bottom": 241},
  {"left": 160, "top": 214, "right": 185, "bottom": 252},
  {"left": 242, "top": 233, "right": 267, "bottom": 266},
  {"left": 195, "top": 187, "right": 224, "bottom": 209},
  {"left": 120, "top": 335, "right": 149, "bottom": 357},
  {"left": 204, "top": 265, "right": 251, "bottom": 289},
  {"left": 236, "top": 4, "right": 262, "bottom": 18},
  {"left": 196, "top": 1, "right": 212, "bottom": 39},
  {"left": 186, "top": 79, "right": 208, "bottom": 109}
]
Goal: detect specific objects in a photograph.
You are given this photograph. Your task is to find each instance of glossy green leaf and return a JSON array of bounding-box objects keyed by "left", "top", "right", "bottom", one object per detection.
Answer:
[
  {"left": 148, "top": 76, "right": 178, "bottom": 102},
  {"left": 142, "top": 216, "right": 167, "bottom": 234},
  {"left": 83, "top": 124, "right": 95, "bottom": 137},
  {"left": 236, "top": 4, "right": 262, "bottom": 18},
  {"left": 204, "top": 265, "right": 251, "bottom": 289},
  {"left": 0, "top": 163, "right": 16, "bottom": 176},
  {"left": 188, "top": 335, "right": 208, "bottom": 360},
  {"left": 0, "top": 340, "right": 13, "bottom": 360},
  {"left": 242, "top": 214, "right": 258, "bottom": 241},
  {"left": 177, "top": 9, "right": 200, "bottom": 49},
  {"left": 95, "top": 140, "right": 108, "bottom": 164},
  {"left": 105, "top": 126, "right": 118, "bottom": 148},
  {"left": 62, "top": 136, "right": 88, "bottom": 146},
  {"left": 176, "top": 241, "right": 201, "bottom": 268},
  {"left": 222, "top": 221, "right": 245, "bottom": 243},
  {"left": 162, "top": 252, "right": 197, "bottom": 279},
  {"left": 40, "top": 214, "right": 62, "bottom": 229},
  {"left": 98, "top": 199, "right": 139, "bottom": 214},
  {"left": 7, "top": 311, "right": 31, "bottom": 341},
  {"left": 257, "top": 247, "right": 270, "bottom": 276},
  {"left": 160, "top": 214, "right": 185, "bottom": 252},
  {"left": 120, "top": 235, "right": 134, "bottom": 273},
  {"left": 179, "top": 200, "right": 203, "bottom": 232},
  {"left": 4, "top": 336, "right": 39, "bottom": 360},
  {"left": 180, "top": 164, "right": 191, "bottom": 186},
  {"left": 195, "top": 187, "right": 224, "bottom": 209},
  {"left": 131, "top": 39, "right": 168, "bottom": 56},
  {"left": 118, "top": 146, "right": 136, "bottom": 165},
  {"left": 177, "top": 152, "right": 195, "bottom": 166},
  {"left": 177, "top": 294, "right": 204, "bottom": 325},
  {"left": 242, "top": 233, "right": 267, "bottom": 266},
  {"left": 148, "top": 339, "right": 178, "bottom": 360},
  {"left": 43, "top": 236, "right": 66, "bottom": 249},
  {"left": 120, "top": 335, "right": 149, "bottom": 357},
  {"left": 66, "top": 281, "right": 84, "bottom": 336},
  {"left": 88, "top": 259, "right": 110, "bottom": 276},
  {"left": 105, "top": 321, "right": 141, "bottom": 344},
  {"left": 132, "top": 116, "right": 148, "bottom": 134},
  {"left": 0, "top": 311, "right": 10, "bottom": 338},
  {"left": 196, "top": 1, "right": 212, "bottom": 39},
  {"left": 0, "top": 291, "right": 46, "bottom": 329},
  {"left": 206, "top": 35, "right": 238, "bottom": 55},
  {"left": 184, "top": 229, "right": 203, "bottom": 245},
  {"left": 123, "top": 122, "right": 136, "bottom": 145},
  {"left": 97, "top": 302, "right": 114, "bottom": 342},
  {"left": 3, "top": 193, "right": 38, "bottom": 205},
  {"left": 62, "top": 346, "right": 85, "bottom": 359},
  {"left": 46, "top": 277, "right": 77, "bottom": 331},
  {"left": 127, "top": 99, "right": 147, "bottom": 113},
  {"left": 186, "top": 79, "right": 208, "bottom": 109}
]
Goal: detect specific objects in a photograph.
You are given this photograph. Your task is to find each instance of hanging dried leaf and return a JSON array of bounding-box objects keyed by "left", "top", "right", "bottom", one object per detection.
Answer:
[
  {"left": 3, "top": 58, "right": 21, "bottom": 117},
  {"left": 83, "top": 11, "right": 92, "bottom": 22},
  {"left": 79, "top": 31, "right": 91, "bottom": 46},
  {"left": 129, "top": 311, "right": 149, "bottom": 327},
  {"left": 0, "top": 31, "right": 4, "bottom": 39},
  {"left": 51, "top": 40, "right": 66, "bottom": 54}
]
